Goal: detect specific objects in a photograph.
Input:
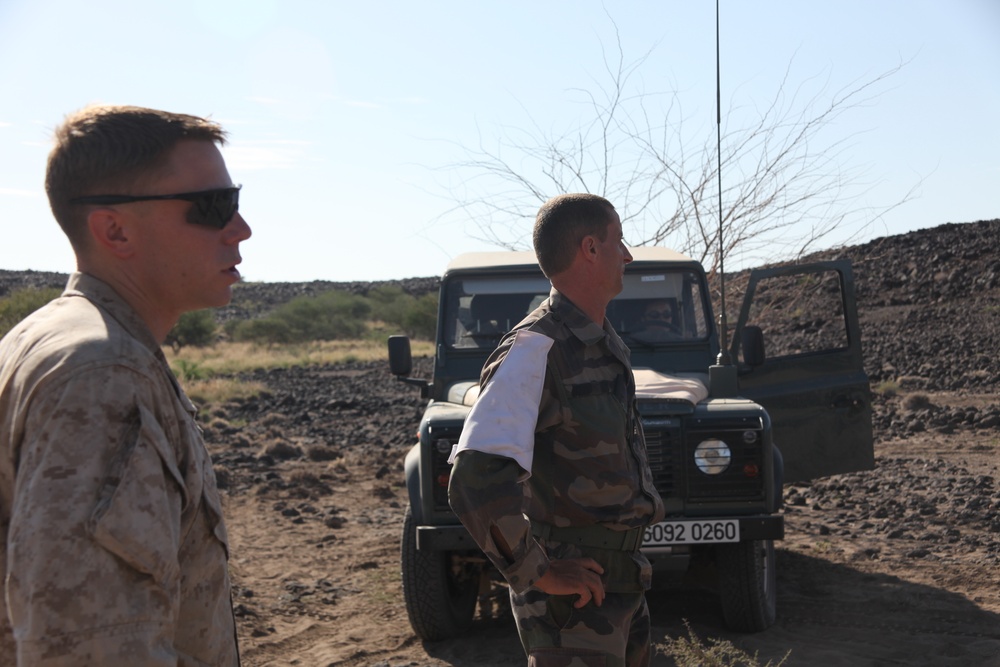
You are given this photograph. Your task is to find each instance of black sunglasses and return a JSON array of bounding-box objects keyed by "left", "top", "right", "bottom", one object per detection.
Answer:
[{"left": 70, "top": 185, "right": 241, "bottom": 229}]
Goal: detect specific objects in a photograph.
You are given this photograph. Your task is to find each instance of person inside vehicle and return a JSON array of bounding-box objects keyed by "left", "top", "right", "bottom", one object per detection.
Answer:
[{"left": 633, "top": 299, "right": 681, "bottom": 341}]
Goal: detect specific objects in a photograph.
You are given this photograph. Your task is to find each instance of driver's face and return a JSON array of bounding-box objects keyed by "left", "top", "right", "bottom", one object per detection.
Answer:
[{"left": 643, "top": 304, "right": 672, "bottom": 325}]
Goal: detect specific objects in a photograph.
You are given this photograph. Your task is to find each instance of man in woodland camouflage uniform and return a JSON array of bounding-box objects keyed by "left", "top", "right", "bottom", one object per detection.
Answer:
[
  {"left": 0, "top": 105, "right": 251, "bottom": 665},
  {"left": 449, "top": 193, "right": 665, "bottom": 667}
]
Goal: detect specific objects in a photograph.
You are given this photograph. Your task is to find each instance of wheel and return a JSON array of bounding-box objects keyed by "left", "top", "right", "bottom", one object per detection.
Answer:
[
  {"left": 400, "top": 507, "right": 480, "bottom": 641},
  {"left": 716, "top": 539, "right": 777, "bottom": 632}
]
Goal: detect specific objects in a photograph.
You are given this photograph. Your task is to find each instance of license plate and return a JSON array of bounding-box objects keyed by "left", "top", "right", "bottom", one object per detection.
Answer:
[{"left": 643, "top": 519, "right": 740, "bottom": 546}]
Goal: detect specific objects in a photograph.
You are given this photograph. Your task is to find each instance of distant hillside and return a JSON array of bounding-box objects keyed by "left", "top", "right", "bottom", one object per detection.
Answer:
[
  {"left": 3, "top": 219, "right": 998, "bottom": 393},
  {"left": 0, "top": 269, "right": 438, "bottom": 323}
]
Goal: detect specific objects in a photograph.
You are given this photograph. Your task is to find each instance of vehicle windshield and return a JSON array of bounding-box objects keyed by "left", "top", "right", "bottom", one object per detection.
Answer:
[
  {"left": 443, "top": 269, "right": 710, "bottom": 350},
  {"left": 612, "top": 270, "right": 710, "bottom": 344}
]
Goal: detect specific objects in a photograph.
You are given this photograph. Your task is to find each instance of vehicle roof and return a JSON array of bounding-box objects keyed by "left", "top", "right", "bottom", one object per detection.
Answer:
[{"left": 445, "top": 246, "right": 697, "bottom": 274}]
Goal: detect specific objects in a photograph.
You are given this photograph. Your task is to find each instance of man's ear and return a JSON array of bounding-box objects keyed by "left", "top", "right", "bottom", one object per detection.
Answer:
[
  {"left": 86, "top": 208, "right": 135, "bottom": 259},
  {"left": 579, "top": 234, "right": 599, "bottom": 264}
]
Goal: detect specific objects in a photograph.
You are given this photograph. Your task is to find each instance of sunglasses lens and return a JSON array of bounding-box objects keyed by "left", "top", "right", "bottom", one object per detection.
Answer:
[{"left": 191, "top": 189, "right": 239, "bottom": 228}]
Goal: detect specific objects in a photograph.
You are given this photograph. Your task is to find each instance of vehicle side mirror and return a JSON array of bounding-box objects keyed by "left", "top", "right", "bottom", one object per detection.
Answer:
[
  {"left": 388, "top": 335, "right": 413, "bottom": 376},
  {"left": 741, "top": 325, "right": 765, "bottom": 367}
]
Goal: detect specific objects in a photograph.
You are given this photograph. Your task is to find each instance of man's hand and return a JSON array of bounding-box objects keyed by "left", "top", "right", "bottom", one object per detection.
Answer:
[{"left": 534, "top": 558, "right": 606, "bottom": 608}]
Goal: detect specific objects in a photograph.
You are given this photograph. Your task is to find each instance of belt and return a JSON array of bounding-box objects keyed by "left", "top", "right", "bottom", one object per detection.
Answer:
[{"left": 531, "top": 522, "right": 644, "bottom": 552}]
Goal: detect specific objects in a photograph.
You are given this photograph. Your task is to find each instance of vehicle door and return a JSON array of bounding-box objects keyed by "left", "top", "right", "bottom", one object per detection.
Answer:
[{"left": 730, "top": 260, "right": 874, "bottom": 483}]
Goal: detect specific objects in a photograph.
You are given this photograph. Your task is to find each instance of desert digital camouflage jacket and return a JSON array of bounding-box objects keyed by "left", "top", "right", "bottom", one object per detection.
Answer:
[
  {"left": 449, "top": 288, "right": 665, "bottom": 594},
  {"left": 0, "top": 272, "right": 238, "bottom": 666}
]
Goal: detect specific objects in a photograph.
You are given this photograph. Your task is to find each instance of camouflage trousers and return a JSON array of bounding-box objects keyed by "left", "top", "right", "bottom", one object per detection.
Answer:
[{"left": 510, "top": 587, "right": 651, "bottom": 667}]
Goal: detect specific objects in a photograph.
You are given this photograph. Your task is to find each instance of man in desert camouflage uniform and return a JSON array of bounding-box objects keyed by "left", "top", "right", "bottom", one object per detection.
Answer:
[
  {"left": 0, "top": 105, "right": 251, "bottom": 665},
  {"left": 448, "top": 193, "right": 665, "bottom": 667}
]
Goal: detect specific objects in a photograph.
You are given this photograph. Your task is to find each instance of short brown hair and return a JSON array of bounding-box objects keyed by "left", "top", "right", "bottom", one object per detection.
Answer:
[
  {"left": 532, "top": 193, "right": 615, "bottom": 277},
  {"left": 45, "top": 105, "right": 227, "bottom": 250}
]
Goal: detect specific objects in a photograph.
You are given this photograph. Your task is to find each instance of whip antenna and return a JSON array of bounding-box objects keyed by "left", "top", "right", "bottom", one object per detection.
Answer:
[
  {"left": 715, "top": 0, "right": 730, "bottom": 366},
  {"left": 708, "top": 0, "right": 738, "bottom": 397}
]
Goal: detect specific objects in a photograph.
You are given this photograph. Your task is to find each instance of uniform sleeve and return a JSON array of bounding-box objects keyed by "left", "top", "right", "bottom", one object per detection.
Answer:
[
  {"left": 6, "top": 367, "right": 184, "bottom": 666},
  {"left": 447, "top": 330, "right": 556, "bottom": 593},
  {"left": 448, "top": 449, "right": 549, "bottom": 592},
  {"left": 448, "top": 330, "right": 553, "bottom": 473}
]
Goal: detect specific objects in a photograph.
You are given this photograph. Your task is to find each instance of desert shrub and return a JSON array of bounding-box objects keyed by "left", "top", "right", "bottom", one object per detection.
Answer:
[
  {"left": 658, "top": 622, "right": 790, "bottom": 666},
  {"left": 165, "top": 309, "right": 218, "bottom": 350},
  {"left": 402, "top": 292, "right": 438, "bottom": 340},
  {"left": 273, "top": 291, "right": 370, "bottom": 340},
  {"left": 0, "top": 287, "right": 62, "bottom": 338},
  {"left": 368, "top": 285, "right": 410, "bottom": 324},
  {"left": 229, "top": 290, "right": 370, "bottom": 344},
  {"left": 902, "top": 393, "right": 933, "bottom": 411},
  {"left": 307, "top": 445, "right": 341, "bottom": 462},
  {"left": 368, "top": 286, "right": 438, "bottom": 340},
  {"left": 228, "top": 318, "right": 295, "bottom": 345},
  {"left": 873, "top": 379, "right": 900, "bottom": 398},
  {"left": 173, "top": 359, "right": 207, "bottom": 382}
]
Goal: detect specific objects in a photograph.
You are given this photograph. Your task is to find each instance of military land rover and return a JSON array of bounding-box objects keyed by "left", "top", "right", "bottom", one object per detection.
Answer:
[{"left": 388, "top": 247, "right": 873, "bottom": 640}]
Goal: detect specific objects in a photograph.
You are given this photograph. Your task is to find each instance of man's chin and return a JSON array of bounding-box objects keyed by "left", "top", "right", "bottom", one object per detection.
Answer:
[{"left": 197, "top": 286, "right": 235, "bottom": 310}]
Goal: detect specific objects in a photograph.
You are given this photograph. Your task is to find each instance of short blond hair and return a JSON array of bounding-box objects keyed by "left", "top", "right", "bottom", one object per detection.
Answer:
[{"left": 46, "top": 105, "right": 227, "bottom": 250}]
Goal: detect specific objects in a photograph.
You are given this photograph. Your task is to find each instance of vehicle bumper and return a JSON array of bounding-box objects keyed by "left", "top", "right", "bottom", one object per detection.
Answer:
[{"left": 416, "top": 524, "right": 480, "bottom": 551}]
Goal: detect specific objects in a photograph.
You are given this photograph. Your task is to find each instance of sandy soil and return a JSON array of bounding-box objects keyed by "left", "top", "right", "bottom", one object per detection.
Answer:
[{"left": 211, "top": 367, "right": 1000, "bottom": 667}]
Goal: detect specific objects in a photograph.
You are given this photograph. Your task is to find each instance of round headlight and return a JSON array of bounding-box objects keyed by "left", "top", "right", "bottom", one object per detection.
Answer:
[{"left": 694, "top": 439, "right": 731, "bottom": 475}]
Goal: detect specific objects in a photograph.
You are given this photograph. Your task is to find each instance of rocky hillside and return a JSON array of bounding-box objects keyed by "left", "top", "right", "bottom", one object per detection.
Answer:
[{"left": 811, "top": 219, "right": 1000, "bottom": 392}]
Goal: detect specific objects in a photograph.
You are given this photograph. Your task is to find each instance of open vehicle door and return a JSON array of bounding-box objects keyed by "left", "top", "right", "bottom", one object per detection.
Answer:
[{"left": 731, "top": 260, "right": 874, "bottom": 483}]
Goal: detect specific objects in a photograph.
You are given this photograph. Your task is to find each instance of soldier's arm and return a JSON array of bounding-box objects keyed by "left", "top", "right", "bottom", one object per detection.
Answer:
[
  {"left": 449, "top": 450, "right": 607, "bottom": 605},
  {"left": 6, "top": 368, "right": 181, "bottom": 666},
  {"left": 449, "top": 449, "right": 549, "bottom": 592}
]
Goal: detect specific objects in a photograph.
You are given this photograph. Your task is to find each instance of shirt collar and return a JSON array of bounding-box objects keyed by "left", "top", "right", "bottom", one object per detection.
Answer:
[
  {"left": 63, "top": 272, "right": 161, "bottom": 356},
  {"left": 547, "top": 288, "right": 631, "bottom": 360}
]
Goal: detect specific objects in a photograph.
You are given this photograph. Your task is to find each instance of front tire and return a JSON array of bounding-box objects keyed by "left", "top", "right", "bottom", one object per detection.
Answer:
[
  {"left": 716, "top": 539, "right": 777, "bottom": 632},
  {"left": 400, "top": 508, "right": 479, "bottom": 641}
]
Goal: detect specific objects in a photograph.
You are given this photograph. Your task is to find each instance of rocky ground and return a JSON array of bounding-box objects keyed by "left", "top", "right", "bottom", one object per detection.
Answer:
[
  {"left": 3, "top": 219, "right": 999, "bottom": 665},
  {"left": 209, "top": 362, "right": 1000, "bottom": 666}
]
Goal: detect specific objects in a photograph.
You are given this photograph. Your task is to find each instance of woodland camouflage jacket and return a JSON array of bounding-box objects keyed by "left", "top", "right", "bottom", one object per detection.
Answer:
[{"left": 449, "top": 288, "right": 665, "bottom": 594}]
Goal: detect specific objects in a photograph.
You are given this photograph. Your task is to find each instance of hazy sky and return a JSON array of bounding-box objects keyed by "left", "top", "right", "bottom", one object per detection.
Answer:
[{"left": 1, "top": 0, "right": 997, "bottom": 282}]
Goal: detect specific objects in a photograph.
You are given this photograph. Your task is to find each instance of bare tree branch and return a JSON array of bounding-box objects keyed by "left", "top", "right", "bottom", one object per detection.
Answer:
[{"left": 438, "top": 23, "right": 920, "bottom": 270}]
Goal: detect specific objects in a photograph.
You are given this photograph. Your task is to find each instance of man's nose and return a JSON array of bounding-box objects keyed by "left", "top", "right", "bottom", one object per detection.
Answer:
[{"left": 225, "top": 212, "right": 252, "bottom": 242}]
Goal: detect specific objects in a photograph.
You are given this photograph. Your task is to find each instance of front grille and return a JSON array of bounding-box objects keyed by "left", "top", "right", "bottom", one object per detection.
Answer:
[
  {"left": 642, "top": 419, "right": 681, "bottom": 498},
  {"left": 643, "top": 414, "right": 765, "bottom": 503}
]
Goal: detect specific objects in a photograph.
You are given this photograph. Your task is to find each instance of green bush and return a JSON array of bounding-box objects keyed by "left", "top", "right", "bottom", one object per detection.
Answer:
[
  {"left": 228, "top": 318, "right": 294, "bottom": 345},
  {"left": 0, "top": 287, "right": 62, "bottom": 338},
  {"left": 173, "top": 359, "right": 207, "bottom": 382},
  {"left": 402, "top": 292, "right": 438, "bottom": 340},
  {"left": 165, "top": 309, "right": 218, "bottom": 350},
  {"left": 368, "top": 285, "right": 410, "bottom": 325},
  {"left": 365, "top": 285, "right": 438, "bottom": 340},
  {"left": 229, "top": 290, "right": 371, "bottom": 344}
]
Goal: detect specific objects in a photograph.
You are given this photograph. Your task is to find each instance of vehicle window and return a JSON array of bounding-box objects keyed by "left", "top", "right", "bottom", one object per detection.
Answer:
[
  {"left": 443, "top": 270, "right": 711, "bottom": 349},
  {"left": 612, "top": 270, "right": 710, "bottom": 343},
  {"left": 444, "top": 277, "right": 550, "bottom": 349},
  {"left": 745, "top": 269, "right": 848, "bottom": 357}
]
